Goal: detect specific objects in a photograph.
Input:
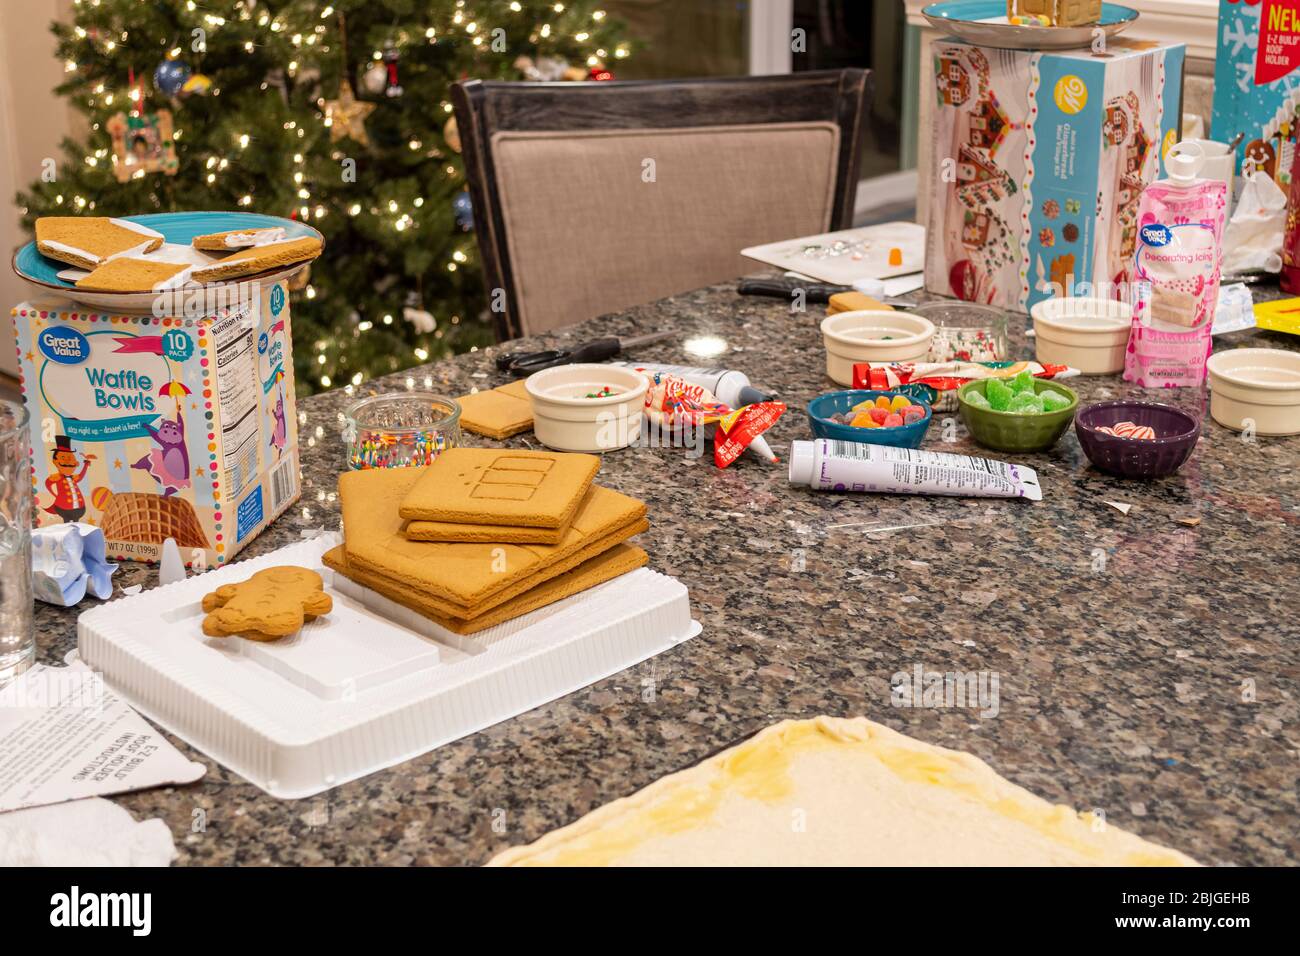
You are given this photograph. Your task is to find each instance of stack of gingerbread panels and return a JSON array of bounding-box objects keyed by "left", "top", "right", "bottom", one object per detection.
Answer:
[{"left": 324, "top": 449, "right": 649, "bottom": 634}]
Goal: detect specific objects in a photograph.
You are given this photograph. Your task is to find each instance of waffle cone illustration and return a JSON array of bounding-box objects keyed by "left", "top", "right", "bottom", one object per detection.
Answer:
[{"left": 97, "top": 490, "right": 209, "bottom": 550}]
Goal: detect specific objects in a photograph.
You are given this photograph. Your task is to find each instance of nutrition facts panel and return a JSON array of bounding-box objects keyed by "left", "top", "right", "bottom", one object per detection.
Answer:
[{"left": 211, "top": 308, "right": 261, "bottom": 500}]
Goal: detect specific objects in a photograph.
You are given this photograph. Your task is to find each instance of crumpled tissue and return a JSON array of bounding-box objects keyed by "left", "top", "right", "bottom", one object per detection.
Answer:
[{"left": 31, "top": 522, "right": 117, "bottom": 607}]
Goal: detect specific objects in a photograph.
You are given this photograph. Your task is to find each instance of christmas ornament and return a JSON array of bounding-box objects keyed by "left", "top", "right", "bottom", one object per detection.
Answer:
[
  {"left": 452, "top": 190, "right": 474, "bottom": 231},
  {"left": 443, "top": 115, "right": 461, "bottom": 154},
  {"left": 588, "top": 65, "right": 615, "bottom": 82},
  {"left": 154, "top": 58, "right": 192, "bottom": 96},
  {"left": 180, "top": 73, "right": 212, "bottom": 96},
  {"left": 361, "top": 61, "right": 387, "bottom": 96},
  {"left": 515, "top": 54, "right": 571, "bottom": 82},
  {"left": 382, "top": 44, "right": 403, "bottom": 98},
  {"left": 320, "top": 79, "right": 376, "bottom": 146},
  {"left": 403, "top": 306, "right": 435, "bottom": 333},
  {"left": 106, "top": 110, "right": 179, "bottom": 182}
]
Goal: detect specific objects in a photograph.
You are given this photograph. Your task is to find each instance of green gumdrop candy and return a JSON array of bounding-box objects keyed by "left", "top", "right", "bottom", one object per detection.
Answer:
[
  {"left": 984, "top": 379, "right": 1013, "bottom": 410},
  {"left": 1009, "top": 392, "right": 1045, "bottom": 414},
  {"left": 1010, "top": 370, "right": 1036, "bottom": 394},
  {"left": 965, "top": 390, "right": 991, "bottom": 409},
  {"left": 1040, "top": 390, "right": 1070, "bottom": 411}
]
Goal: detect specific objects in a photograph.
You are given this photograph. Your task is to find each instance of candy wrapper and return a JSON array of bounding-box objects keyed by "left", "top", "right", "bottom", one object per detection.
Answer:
[
  {"left": 31, "top": 523, "right": 117, "bottom": 607},
  {"left": 853, "top": 360, "right": 1079, "bottom": 413},
  {"left": 641, "top": 372, "right": 785, "bottom": 468}
]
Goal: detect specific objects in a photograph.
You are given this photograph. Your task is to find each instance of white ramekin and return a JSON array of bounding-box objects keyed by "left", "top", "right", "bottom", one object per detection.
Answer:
[
  {"left": 1030, "top": 297, "right": 1133, "bottom": 374},
  {"left": 1205, "top": 347, "right": 1300, "bottom": 436},
  {"left": 523, "top": 363, "right": 648, "bottom": 452},
  {"left": 820, "top": 310, "right": 935, "bottom": 385}
]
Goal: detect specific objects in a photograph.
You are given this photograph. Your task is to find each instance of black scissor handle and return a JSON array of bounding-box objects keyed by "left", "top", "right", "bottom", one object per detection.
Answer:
[{"left": 504, "top": 349, "right": 573, "bottom": 376}]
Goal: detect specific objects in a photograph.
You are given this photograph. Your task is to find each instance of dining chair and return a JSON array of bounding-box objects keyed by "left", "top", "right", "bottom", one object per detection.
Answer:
[{"left": 451, "top": 69, "right": 873, "bottom": 340}]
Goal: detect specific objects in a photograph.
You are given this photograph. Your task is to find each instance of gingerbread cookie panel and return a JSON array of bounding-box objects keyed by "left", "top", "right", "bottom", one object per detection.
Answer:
[
  {"left": 190, "top": 237, "right": 322, "bottom": 282},
  {"left": 35, "top": 216, "right": 164, "bottom": 269}
]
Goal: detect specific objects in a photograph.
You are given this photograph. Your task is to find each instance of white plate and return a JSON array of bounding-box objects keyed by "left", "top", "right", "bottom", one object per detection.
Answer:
[
  {"left": 742, "top": 222, "right": 926, "bottom": 285},
  {"left": 77, "top": 534, "right": 701, "bottom": 798}
]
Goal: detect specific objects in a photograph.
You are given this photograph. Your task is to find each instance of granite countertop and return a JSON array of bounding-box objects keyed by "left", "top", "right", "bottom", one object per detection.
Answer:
[{"left": 31, "top": 280, "right": 1300, "bottom": 866}]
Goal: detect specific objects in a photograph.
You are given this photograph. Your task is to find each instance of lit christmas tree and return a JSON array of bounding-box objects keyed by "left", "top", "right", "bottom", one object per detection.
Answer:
[{"left": 18, "top": 0, "right": 633, "bottom": 393}]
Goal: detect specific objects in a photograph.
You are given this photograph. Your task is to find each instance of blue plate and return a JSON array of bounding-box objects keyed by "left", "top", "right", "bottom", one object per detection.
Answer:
[
  {"left": 921, "top": 2, "right": 1138, "bottom": 50},
  {"left": 13, "top": 211, "right": 321, "bottom": 290},
  {"left": 807, "top": 389, "right": 934, "bottom": 450}
]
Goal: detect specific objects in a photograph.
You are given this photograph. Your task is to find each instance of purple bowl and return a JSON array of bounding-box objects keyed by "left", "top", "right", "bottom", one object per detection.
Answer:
[{"left": 1074, "top": 401, "right": 1200, "bottom": 479}]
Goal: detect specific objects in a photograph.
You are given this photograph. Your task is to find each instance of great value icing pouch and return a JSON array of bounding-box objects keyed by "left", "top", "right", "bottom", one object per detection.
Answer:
[{"left": 1124, "top": 146, "right": 1227, "bottom": 388}]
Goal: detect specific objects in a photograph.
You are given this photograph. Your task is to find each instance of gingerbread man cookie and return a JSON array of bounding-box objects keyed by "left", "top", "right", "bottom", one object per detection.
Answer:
[{"left": 201, "top": 566, "right": 332, "bottom": 641}]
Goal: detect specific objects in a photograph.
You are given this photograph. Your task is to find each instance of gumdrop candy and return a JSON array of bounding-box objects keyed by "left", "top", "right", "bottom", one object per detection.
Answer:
[
  {"left": 889, "top": 394, "right": 911, "bottom": 412},
  {"left": 868, "top": 406, "right": 890, "bottom": 424},
  {"left": 875, "top": 396, "right": 893, "bottom": 409},
  {"left": 1009, "top": 392, "right": 1045, "bottom": 414},
  {"left": 984, "top": 379, "right": 1013, "bottom": 410},
  {"left": 850, "top": 411, "right": 877, "bottom": 428},
  {"left": 1040, "top": 390, "right": 1071, "bottom": 412},
  {"left": 883, "top": 413, "right": 904, "bottom": 427},
  {"left": 902, "top": 406, "right": 925, "bottom": 424},
  {"left": 964, "top": 390, "right": 991, "bottom": 409},
  {"left": 852, "top": 398, "right": 876, "bottom": 413},
  {"left": 1009, "top": 370, "right": 1036, "bottom": 394}
]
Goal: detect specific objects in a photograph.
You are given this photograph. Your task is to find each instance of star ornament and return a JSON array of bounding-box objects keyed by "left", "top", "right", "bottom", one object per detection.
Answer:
[{"left": 320, "top": 78, "right": 375, "bottom": 146}]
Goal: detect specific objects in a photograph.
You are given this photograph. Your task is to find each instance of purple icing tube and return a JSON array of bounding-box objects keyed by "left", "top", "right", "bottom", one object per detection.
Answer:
[{"left": 788, "top": 439, "right": 1042, "bottom": 500}]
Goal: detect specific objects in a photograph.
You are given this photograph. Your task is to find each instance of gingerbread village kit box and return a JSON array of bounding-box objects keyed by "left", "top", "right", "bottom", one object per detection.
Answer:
[
  {"left": 926, "top": 37, "right": 1186, "bottom": 313},
  {"left": 10, "top": 281, "right": 300, "bottom": 569}
]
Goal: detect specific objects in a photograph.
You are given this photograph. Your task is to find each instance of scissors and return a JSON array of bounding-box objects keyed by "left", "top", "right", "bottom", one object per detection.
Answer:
[{"left": 495, "top": 331, "right": 676, "bottom": 377}]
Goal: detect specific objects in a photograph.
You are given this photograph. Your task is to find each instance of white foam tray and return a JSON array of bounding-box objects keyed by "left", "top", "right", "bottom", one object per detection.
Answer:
[{"left": 77, "top": 534, "right": 700, "bottom": 799}]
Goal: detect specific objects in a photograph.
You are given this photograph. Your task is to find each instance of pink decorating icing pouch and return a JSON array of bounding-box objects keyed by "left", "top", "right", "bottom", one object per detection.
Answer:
[{"left": 1124, "top": 143, "right": 1227, "bottom": 388}]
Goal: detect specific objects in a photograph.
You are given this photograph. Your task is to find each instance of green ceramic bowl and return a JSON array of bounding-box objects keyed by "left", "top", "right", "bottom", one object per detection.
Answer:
[{"left": 957, "top": 378, "right": 1079, "bottom": 453}]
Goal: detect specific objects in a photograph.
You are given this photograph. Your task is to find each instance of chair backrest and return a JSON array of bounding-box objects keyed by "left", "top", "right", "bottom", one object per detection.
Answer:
[{"left": 452, "top": 70, "right": 872, "bottom": 340}]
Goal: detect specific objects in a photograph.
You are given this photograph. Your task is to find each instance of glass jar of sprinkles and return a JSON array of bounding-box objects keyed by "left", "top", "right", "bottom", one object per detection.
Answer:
[
  {"left": 343, "top": 392, "right": 461, "bottom": 470},
  {"left": 910, "top": 302, "right": 1009, "bottom": 364}
]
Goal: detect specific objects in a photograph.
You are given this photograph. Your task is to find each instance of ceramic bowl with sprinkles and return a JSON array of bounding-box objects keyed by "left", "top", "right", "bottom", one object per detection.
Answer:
[
  {"left": 343, "top": 392, "right": 461, "bottom": 470},
  {"left": 524, "top": 363, "right": 648, "bottom": 453}
]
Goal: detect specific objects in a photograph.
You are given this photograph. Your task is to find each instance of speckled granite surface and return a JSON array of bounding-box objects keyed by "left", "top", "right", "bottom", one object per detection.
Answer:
[{"left": 30, "top": 281, "right": 1300, "bottom": 866}]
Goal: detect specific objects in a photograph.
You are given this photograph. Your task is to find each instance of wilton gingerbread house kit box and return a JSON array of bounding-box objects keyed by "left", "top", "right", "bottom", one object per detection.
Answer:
[
  {"left": 10, "top": 281, "right": 300, "bottom": 569},
  {"left": 926, "top": 37, "right": 1185, "bottom": 313}
]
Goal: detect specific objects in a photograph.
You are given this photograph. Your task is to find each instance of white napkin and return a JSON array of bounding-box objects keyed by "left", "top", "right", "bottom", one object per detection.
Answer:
[{"left": 0, "top": 797, "right": 175, "bottom": 866}]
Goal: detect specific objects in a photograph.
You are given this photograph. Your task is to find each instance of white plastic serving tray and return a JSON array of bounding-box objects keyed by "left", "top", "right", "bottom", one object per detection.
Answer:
[{"left": 77, "top": 534, "right": 700, "bottom": 798}]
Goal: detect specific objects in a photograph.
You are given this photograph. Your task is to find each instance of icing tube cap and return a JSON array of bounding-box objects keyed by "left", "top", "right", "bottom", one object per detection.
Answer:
[
  {"left": 1166, "top": 141, "right": 1205, "bottom": 183},
  {"left": 789, "top": 440, "right": 816, "bottom": 485}
]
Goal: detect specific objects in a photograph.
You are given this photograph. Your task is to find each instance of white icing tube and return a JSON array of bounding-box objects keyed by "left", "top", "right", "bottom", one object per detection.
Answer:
[{"left": 788, "top": 439, "right": 1042, "bottom": 500}]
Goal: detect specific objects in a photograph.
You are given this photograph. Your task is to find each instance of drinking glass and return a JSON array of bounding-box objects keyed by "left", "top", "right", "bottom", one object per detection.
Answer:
[{"left": 0, "top": 400, "right": 34, "bottom": 685}]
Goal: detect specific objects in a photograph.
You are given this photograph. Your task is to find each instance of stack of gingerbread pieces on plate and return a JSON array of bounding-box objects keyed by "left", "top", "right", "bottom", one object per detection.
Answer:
[{"left": 323, "top": 448, "right": 649, "bottom": 634}]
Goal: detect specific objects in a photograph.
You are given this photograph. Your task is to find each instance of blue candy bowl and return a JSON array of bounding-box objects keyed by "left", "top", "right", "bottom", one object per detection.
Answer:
[{"left": 807, "top": 388, "right": 933, "bottom": 449}]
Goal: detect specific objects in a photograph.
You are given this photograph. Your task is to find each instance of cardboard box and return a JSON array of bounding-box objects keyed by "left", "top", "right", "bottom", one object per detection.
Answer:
[
  {"left": 926, "top": 38, "right": 1185, "bottom": 313},
  {"left": 10, "top": 281, "right": 300, "bottom": 568},
  {"left": 1211, "top": 0, "right": 1300, "bottom": 183}
]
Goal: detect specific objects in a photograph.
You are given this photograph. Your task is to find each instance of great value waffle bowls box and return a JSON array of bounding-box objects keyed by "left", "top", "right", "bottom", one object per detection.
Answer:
[
  {"left": 925, "top": 38, "right": 1185, "bottom": 313},
  {"left": 9, "top": 282, "right": 300, "bottom": 569}
]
